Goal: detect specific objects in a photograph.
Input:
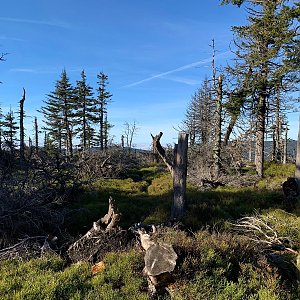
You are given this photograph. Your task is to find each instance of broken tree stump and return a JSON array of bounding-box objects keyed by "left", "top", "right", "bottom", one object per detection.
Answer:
[
  {"left": 295, "top": 116, "right": 300, "bottom": 195},
  {"left": 151, "top": 131, "right": 188, "bottom": 220},
  {"left": 67, "top": 197, "right": 133, "bottom": 263},
  {"left": 138, "top": 227, "right": 177, "bottom": 296},
  {"left": 282, "top": 177, "right": 299, "bottom": 210}
]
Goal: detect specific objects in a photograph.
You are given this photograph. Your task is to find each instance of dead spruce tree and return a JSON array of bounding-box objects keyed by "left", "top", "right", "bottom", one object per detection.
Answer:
[
  {"left": 19, "top": 88, "right": 26, "bottom": 162},
  {"left": 295, "top": 116, "right": 300, "bottom": 195},
  {"left": 151, "top": 132, "right": 188, "bottom": 220}
]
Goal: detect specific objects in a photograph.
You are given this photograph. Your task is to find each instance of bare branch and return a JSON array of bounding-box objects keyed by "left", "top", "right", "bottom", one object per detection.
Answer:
[
  {"left": 232, "top": 215, "right": 298, "bottom": 255},
  {"left": 151, "top": 132, "right": 174, "bottom": 175}
]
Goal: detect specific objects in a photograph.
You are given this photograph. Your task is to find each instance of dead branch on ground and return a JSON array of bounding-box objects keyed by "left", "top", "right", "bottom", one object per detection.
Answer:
[
  {"left": 67, "top": 197, "right": 132, "bottom": 263},
  {"left": 232, "top": 215, "right": 297, "bottom": 254}
]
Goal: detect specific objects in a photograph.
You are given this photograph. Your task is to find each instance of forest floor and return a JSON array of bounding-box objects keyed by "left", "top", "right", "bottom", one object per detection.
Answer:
[{"left": 0, "top": 163, "right": 299, "bottom": 299}]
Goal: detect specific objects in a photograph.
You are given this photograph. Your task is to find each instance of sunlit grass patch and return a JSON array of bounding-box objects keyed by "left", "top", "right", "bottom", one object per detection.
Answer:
[
  {"left": 256, "top": 163, "right": 296, "bottom": 190},
  {"left": 264, "top": 162, "right": 295, "bottom": 178},
  {"left": 184, "top": 184, "right": 286, "bottom": 230},
  {"left": 147, "top": 172, "right": 172, "bottom": 196},
  {"left": 0, "top": 255, "right": 91, "bottom": 300},
  {"left": 90, "top": 250, "right": 148, "bottom": 299},
  {"left": 0, "top": 251, "right": 150, "bottom": 300},
  {"left": 94, "top": 178, "right": 149, "bottom": 195}
]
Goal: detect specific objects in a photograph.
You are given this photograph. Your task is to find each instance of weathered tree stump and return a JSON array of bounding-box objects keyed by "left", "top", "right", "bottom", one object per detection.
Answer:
[
  {"left": 282, "top": 177, "right": 299, "bottom": 210},
  {"left": 67, "top": 197, "right": 133, "bottom": 263},
  {"left": 138, "top": 227, "right": 177, "bottom": 296},
  {"left": 295, "top": 116, "right": 300, "bottom": 195},
  {"left": 151, "top": 131, "right": 188, "bottom": 220}
]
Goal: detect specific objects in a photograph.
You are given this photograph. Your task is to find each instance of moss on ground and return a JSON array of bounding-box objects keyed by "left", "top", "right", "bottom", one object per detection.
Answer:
[{"left": 2, "top": 162, "right": 299, "bottom": 299}]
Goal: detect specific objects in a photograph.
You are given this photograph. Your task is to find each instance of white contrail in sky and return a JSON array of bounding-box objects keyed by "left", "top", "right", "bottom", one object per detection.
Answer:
[
  {"left": 0, "top": 17, "right": 69, "bottom": 28},
  {"left": 122, "top": 50, "right": 231, "bottom": 88}
]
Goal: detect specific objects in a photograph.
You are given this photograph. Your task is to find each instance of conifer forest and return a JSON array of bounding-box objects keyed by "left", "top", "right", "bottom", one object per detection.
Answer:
[{"left": 1, "top": 1, "right": 300, "bottom": 299}]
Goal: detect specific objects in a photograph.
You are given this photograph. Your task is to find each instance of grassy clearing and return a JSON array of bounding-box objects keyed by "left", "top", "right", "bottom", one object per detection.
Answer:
[
  {"left": 67, "top": 165, "right": 173, "bottom": 234},
  {"left": 1, "top": 162, "right": 299, "bottom": 299},
  {"left": 1, "top": 229, "right": 298, "bottom": 299},
  {"left": 68, "top": 162, "right": 298, "bottom": 234},
  {"left": 0, "top": 251, "right": 150, "bottom": 300}
]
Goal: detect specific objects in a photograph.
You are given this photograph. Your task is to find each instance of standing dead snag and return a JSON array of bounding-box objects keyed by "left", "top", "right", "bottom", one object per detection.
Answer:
[
  {"left": 295, "top": 116, "right": 300, "bottom": 196},
  {"left": 151, "top": 131, "right": 188, "bottom": 220},
  {"left": 19, "top": 88, "right": 26, "bottom": 161}
]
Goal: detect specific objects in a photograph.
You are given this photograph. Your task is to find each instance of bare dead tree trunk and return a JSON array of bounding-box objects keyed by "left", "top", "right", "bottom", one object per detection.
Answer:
[
  {"left": 255, "top": 72, "right": 267, "bottom": 178},
  {"left": 151, "top": 132, "right": 188, "bottom": 220},
  {"left": 223, "top": 113, "right": 237, "bottom": 147},
  {"left": 19, "top": 88, "right": 26, "bottom": 161},
  {"left": 171, "top": 133, "right": 188, "bottom": 220},
  {"left": 211, "top": 40, "right": 223, "bottom": 177},
  {"left": 213, "top": 75, "right": 223, "bottom": 177},
  {"left": 283, "top": 125, "right": 288, "bottom": 165},
  {"left": 124, "top": 121, "right": 138, "bottom": 153},
  {"left": 295, "top": 116, "right": 300, "bottom": 195},
  {"left": 34, "top": 117, "right": 39, "bottom": 154}
]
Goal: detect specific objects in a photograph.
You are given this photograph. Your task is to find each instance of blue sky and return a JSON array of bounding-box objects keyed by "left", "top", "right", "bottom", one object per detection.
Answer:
[{"left": 0, "top": 0, "right": 298, "bottom": 148}]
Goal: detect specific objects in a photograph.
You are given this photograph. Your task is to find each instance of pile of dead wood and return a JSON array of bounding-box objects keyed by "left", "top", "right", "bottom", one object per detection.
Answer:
[
  {"left": 68, "top": 196, "right": 178, "bottom": 296},
  {"left": 0, "top": 196, "right": 178, "bottom": 297},
  {"left": 67, "top": 196, "right": 134, "bottom": 263}
]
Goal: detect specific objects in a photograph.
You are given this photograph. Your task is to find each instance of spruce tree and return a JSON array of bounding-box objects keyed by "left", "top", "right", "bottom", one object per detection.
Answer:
[
  {"left": 95, "top": 72, "right": 112, "bottom": 150},
  {"left": 74, "top": 70, "right": 95, "bottom": 152},
  {"left": 40, "top": 69, "right": 75, "bottom": 157},
  {"left": 3, "top": 108, "right": 19, "bottom": 154},
  {"left": 184, "top": 79, "right": 214, "bottom": 146},
  {"left": 221, "top": 0, "right": 297, "bottom": 177},
  {"left": 0, "top": 106, "right": 4, "bottom": 151}
]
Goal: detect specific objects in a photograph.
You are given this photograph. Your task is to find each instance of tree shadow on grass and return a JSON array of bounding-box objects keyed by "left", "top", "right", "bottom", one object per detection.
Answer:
[
  {"left": 67, "top": 170, "right": 297, "bottom": 236},
  {"left": 66, "top": 185, "right": 172, "bottom": 236},
  {"left": 185, "top": 187, "right": 289, "bottom": 230}
]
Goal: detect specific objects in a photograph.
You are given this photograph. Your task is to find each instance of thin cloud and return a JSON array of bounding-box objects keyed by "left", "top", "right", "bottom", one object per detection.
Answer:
[
  {"left": 0, "top": 17, "right": 70, "bottom": 28},
  {"left": 122, "top": 51, "right": 231, "bottom": 88},
  {"left": 10, "top": 67, "right": 82, "bottom": 75},
  {"left": 160, "top": 75, "right": 199, "bottom": 86},
  {"left": 10, "top": 68, "right": 36, "bottom": 73},
  {"left": 0, "top": 35, "right": 25, "bottom": 42}
]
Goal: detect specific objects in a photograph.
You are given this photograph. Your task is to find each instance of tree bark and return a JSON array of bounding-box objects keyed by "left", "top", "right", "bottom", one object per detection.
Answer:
[
  {"left": 213, "top": 75, "right": 223, "bottom": 178},
  {"left": 223, "top": 113, "right": 237, "bottom": 147},
  {"left": 283, "top": 126, "right": 288, "bottom": 164},
  {"left": 255, "top": 65, "right": 267, "bottom": 178},
  {"left": 295, "top": 116, "right": 300, "bottom": 195},
  {"left": 255, "top": 95, "right": 266, "bottom": 178},
  {"left": 19, "top": 88, "right": 25, "bottom": 161},
  {"left": 34, "top": 117, "right": 39, "bottom": 153},
  {"left": 171, "top": 133, "right": 188, "bottom": 220},
  {"left": 151, "top": 132, "right": 188, "bottom": 220}
]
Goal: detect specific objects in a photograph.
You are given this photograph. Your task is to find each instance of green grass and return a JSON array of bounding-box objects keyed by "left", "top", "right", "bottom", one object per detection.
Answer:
[
  {"left": 1, "top": 227, "right": 299, "bottom": 299},
  {"left": 257, "top": 162, "right": 295, "bottom": 189},
  {"left": 68, "top": 162, "right": 298, "bottom": 234},
  {"left": 67, "top": 168, "right": 173, "bottom": 234},
  {"left": 0, "top": 251, "right": 150, "bottom": 300},
  {"left": 2, "top": 162, "right": 299, "bottom": 299}
]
